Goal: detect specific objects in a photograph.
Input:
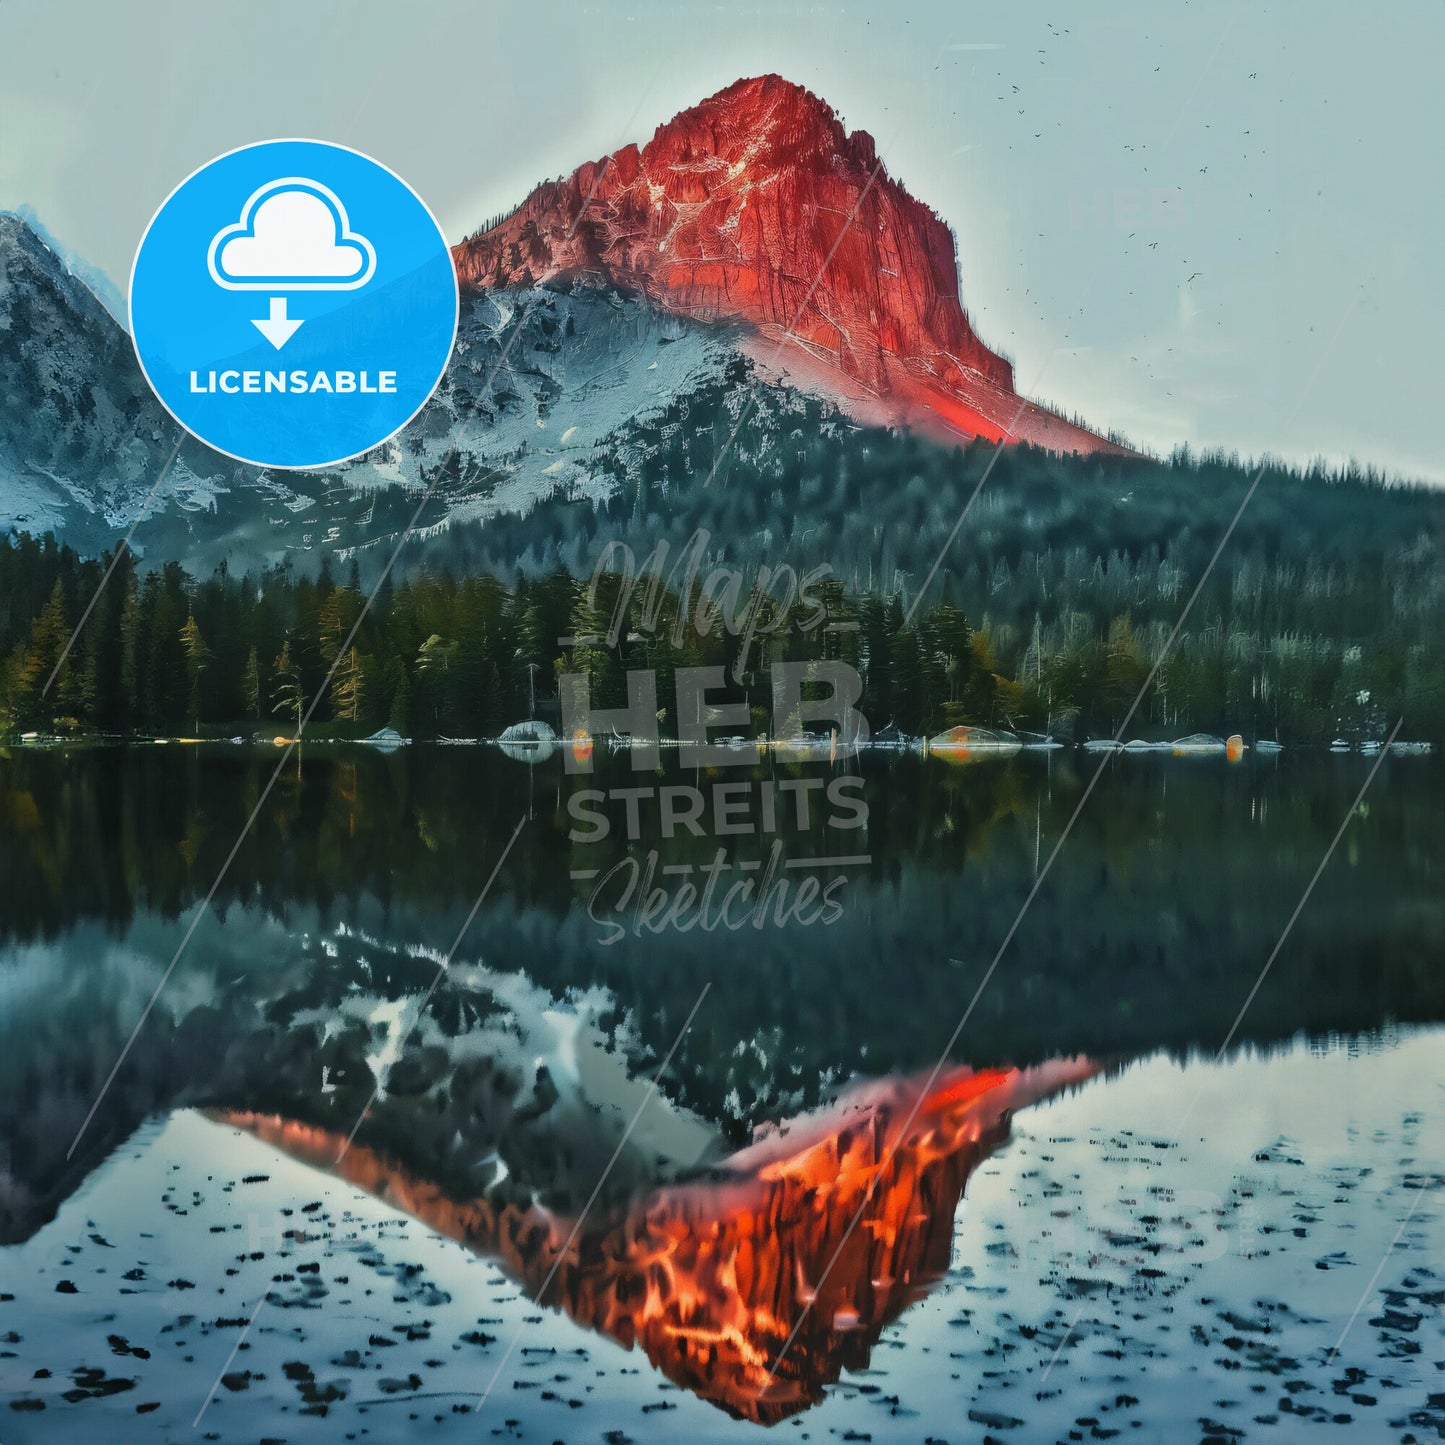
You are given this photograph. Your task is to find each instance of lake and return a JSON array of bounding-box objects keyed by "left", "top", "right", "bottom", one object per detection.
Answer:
[{"left": 1, "top": 742, "right": 1441, "bottom": 1440}]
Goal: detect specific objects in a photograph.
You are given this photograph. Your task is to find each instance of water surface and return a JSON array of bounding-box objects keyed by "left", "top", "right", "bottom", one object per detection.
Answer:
[{"left": 0, "top": 744, "right": 1440, "bottom": 1439}]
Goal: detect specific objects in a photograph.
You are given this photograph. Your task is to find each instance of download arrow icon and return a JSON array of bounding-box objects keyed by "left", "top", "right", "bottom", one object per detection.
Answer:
[{"left": 252, "top": 296, "right": 303, "bottom": 350}]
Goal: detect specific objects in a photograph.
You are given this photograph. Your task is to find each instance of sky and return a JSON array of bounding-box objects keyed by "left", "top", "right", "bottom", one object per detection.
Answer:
[{"left": 1, "top": 0, "right": 1441, "bottom": 481}]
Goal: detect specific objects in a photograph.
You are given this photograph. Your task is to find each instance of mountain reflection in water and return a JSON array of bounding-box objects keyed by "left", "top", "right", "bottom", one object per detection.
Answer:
[{"left": 220, "top": 1056, "right": 1094, "bottom": 1422}]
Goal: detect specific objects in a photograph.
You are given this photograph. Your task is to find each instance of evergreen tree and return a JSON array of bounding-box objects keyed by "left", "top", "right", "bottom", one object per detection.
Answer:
[
  {"left": 179, "top": 613, "right": 210, "bottom": 732},
  {"left": 332, "top": 645, "right": 366, "bottom": 723},
  {"left": 242, "top": 645, "right": 262, "bottom": 722},
  {"left": 387, "top": 661, "right": 412, "bottom": 734},
  {"left": 271, "top": 641, "right": 303, "bottom": 733},
  {"left": 11, "top": 580, "right": 68, "bottom": 729},
  {"left": 415, "top": 633, "right": 458, "bottom": 736}
]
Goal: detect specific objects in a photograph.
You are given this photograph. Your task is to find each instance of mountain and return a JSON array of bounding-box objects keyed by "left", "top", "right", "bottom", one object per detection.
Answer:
[
  {"left": 0, "top": 212, "right": 686, "bottom": 570},
  {"left": 454, "top": 74, "right": 1125, "bottom": 454},
  {"left": 1, "top": 78, "right": 1128, "bottom": 573},
  {"left": 4, "top": 205, "right": 1441, "bottom": 737}
]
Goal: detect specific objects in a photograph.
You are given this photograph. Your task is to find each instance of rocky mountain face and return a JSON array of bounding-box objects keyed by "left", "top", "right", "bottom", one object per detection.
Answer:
[{"left": 454, "top": 74, "right": 1124, "bottom": 454}]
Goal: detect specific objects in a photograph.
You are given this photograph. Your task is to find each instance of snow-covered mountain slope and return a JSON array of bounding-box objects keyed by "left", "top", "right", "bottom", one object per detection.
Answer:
[
  {"left": 333, "top": 284, "right": 747, "bottom": 540},
  {"left": 0, "top": 211, "right": 801, "bottom": 575}
]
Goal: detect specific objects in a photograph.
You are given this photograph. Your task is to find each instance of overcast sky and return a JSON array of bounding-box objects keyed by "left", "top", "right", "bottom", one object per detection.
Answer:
[{"left": 1, "top": 0, "right": 1440, "bottom": 480}]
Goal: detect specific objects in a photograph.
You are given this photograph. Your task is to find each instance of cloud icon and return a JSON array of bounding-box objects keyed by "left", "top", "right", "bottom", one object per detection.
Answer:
[{"left": 208, "top": 177, "right": 376, "bottom": 291}]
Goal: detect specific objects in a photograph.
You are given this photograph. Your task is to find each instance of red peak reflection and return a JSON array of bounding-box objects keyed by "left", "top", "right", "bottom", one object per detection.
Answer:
[{"left": 218, "top": 1056, "right": 1093, "bottom": 1423}]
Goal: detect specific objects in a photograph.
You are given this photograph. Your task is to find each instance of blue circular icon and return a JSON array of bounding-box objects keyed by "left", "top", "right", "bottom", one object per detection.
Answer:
[{"left": 130, "top": 139, "right": 458, "bottom": 470}]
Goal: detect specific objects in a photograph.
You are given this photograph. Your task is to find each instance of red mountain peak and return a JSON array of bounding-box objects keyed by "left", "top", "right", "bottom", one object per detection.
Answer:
[{"left": 453, "top": 76, "right": 1124, "bottom": 455}]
